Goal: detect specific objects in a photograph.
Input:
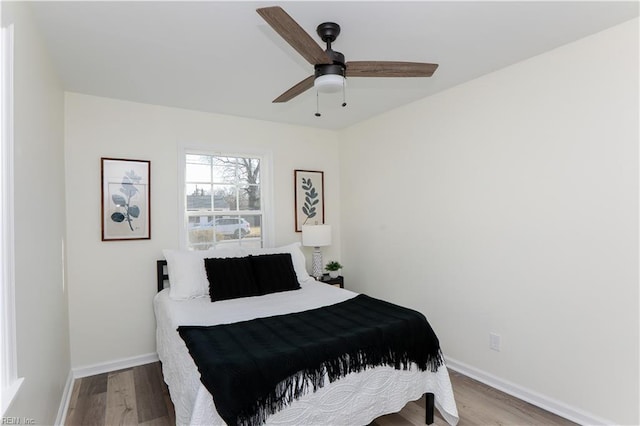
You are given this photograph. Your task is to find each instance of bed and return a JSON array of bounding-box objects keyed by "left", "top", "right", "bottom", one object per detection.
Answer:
[{"left": 154, "top": 243, "right": 459, "bottom": 426}]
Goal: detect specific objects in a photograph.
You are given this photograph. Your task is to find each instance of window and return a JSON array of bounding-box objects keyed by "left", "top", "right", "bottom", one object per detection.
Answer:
[
  {"left": 0, "top": 23, "right": 22, "bottom": 415},
  {"left": 183, "top": 151, "right": 271, "bottom": 250}
]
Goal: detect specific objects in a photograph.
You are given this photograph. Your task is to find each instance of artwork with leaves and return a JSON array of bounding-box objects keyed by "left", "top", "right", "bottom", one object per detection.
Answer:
[
  {"left": 294, "top": 170, "right": 324, "bottom": 232},
  {"left": 101, "top": 158, "right": 150, "bottom": 241}
]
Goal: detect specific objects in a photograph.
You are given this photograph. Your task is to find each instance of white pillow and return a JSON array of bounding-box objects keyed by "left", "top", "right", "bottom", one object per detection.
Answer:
[
  {"left": 163, "top": 243, "right": 311, "bottom": 300},
  {"left": 162, "top": 247, "right": 244, "bottom": 300},
  {"left": 244, "top": 242, "right": 311, "bottom": 283}
]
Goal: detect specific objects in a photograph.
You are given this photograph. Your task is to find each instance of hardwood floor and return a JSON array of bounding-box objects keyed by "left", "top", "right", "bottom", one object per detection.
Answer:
[
  {"left": 372, "top": 370, "right": 576, "bottom": 426},
  {"left": 66, "top": 362, "right": 175, "bottom": 426},
  {"left": 65, "top": 362, "right": 576, "bottom": 426}
]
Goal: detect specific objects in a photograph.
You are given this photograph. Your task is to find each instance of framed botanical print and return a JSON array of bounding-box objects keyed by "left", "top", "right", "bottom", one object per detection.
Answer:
[
  {"left": 101, "top": 157, "right": 150, "bottom": 241},
  {"left": 294, "top": 169, "right": 324, "bottom": 232}
]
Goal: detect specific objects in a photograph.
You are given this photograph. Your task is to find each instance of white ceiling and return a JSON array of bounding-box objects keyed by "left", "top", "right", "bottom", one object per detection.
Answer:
[{"left": 28, "top": 1, "right": 638, "bottom": 130}]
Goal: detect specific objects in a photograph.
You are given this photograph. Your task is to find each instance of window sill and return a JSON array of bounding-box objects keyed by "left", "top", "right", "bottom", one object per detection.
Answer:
[{"left": 1, "top": 377, "right": 24, "bottom": 416}]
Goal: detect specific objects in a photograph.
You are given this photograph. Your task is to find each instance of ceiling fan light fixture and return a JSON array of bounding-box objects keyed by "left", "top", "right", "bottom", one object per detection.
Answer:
[
  {"left": 257, "top": 7, "right": 438, "bottom": 104},
  {"left": 314, "top": 74, "right": 345, "bottom": 93}
]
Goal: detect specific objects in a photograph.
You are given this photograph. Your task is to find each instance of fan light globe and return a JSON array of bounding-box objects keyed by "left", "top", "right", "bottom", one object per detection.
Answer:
[{"left": 314, "top": 74, "right": 345, "bottom": 93}]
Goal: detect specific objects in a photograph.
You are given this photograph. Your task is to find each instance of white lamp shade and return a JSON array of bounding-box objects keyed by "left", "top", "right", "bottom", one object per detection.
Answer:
[
  {"left": 314, "top": 74, "right": 345, "bottom": 93},
  {"left": 302, "top": 224, "right": 332, "bottom": 247}
]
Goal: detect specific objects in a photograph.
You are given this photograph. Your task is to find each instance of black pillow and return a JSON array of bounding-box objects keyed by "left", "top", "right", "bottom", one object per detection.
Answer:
[
  {"left": 204, "top": 257, "right": 261, "bottom": 302},
  {"left": 249, "top": 253, "right": 300, "bottom": 295}
]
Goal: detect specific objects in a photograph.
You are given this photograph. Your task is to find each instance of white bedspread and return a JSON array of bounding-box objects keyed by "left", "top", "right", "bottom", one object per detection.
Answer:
[{"left": 154, "top": 279, "right": 459, "bottom": 425}]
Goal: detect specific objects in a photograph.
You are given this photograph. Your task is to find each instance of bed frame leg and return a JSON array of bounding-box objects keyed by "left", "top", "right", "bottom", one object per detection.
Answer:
[{"left": 425, "top": 392, "right": 435, "bottom": 425}]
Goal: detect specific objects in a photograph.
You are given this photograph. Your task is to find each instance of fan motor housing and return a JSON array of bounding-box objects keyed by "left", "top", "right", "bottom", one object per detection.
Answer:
[
  {"left": 315, "top": 63, "right": 345, "bottom": 79},
  {"left": 315, "top": 49, "right": 346, "bottom": 78}
]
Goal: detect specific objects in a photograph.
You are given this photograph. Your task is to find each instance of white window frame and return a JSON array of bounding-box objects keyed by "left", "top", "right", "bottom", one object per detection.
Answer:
[
  {"left": 178, "top": 143, "right": 274, "bottom": 250},
  {"left": 0, "top": 23, "right": 23, "bottom": 416}
]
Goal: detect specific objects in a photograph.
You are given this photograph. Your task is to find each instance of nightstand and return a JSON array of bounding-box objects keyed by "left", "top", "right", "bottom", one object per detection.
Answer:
[{"left": 319, "top": 274, "right": 344, "bottom": 288}]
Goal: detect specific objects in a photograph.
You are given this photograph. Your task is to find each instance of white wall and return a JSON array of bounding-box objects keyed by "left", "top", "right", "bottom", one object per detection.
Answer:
[
  {"left": 340, "top": 18, "right": 638, "bottom": 425},
  {"left": 64, "top": 93, "right": 341, "bottom": 368},
  {"left": 1, "top": 2, "right": 70, "bottom": 424}
]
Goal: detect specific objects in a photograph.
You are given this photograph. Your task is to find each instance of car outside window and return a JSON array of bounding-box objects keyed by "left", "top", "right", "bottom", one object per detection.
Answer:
[{"left": 184, "top": 153, "right": 264, "bottom": 250}]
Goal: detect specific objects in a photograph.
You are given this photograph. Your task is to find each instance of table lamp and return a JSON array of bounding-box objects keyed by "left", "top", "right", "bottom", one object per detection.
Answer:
[{"left": 302, "top": 224, "right": 332, "bottom": 279}]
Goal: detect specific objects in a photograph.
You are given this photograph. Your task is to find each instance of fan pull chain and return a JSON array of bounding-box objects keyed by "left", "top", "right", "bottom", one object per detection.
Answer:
[
  {"left": 314, "top": 81, "right": 346, "bottom": 116},
  {"left": 315, "top": 90, "right": 321, "bottom": 117}
]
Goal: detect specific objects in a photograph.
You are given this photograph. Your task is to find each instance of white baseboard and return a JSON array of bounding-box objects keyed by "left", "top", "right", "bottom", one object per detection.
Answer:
[
  {"left": 72, "top": 352, "right": 159, "bottom": 379},
  {"left": 55, "top": 371, "right": 74, "bottom": 426},
  {"left": 444, "top": 356, "right": 614, "bottom": 426}
]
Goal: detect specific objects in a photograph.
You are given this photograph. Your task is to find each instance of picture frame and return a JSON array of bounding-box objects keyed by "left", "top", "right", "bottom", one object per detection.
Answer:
[
  {"left": 101, "top": 157, "right": 151, "bottom": 241},
  {"left": 294, "top": 169, "right": 324, "bottom": 232}
]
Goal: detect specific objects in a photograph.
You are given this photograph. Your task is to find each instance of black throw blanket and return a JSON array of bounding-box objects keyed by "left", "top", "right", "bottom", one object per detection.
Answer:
[{"left": 178, "top": 294, "right": 443, "bottom": 426}]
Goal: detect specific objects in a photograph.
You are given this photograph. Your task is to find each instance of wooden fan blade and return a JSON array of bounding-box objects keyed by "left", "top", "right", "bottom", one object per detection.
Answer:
[
  {"left": 273, "top": 75, "right": 315, "bottom": 103},
  {"left": 257, "top": 6, "right": 331, "bottom": 65},
  {"left": 346, "top": 61, "right": 439, "bottom": 77}
]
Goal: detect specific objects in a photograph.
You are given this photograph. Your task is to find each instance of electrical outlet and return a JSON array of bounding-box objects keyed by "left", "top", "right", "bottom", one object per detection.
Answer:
[{"left": 489, "top": 332, "right": 501, "bottom": 352}]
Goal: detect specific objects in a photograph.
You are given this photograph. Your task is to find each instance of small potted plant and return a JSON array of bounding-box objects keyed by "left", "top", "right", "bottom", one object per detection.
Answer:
[{"left": 325, "top": 261, "right": 343, "bottom": 278}]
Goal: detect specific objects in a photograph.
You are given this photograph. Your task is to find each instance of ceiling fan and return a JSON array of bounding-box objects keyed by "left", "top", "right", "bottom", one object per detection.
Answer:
[{"left": 256, "top": 6, "right": 439, "bottom": 105}]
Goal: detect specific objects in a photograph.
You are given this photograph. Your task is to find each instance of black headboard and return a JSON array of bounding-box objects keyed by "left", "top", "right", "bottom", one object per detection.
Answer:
[{"left": 157, "top": 260, "right": 169, "bottom": 292}]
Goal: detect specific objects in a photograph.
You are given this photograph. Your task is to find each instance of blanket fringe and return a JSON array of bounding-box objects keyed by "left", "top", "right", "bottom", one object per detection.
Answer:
[{"left": 236, "top": 349, "right": 444, "bottom": 426}]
